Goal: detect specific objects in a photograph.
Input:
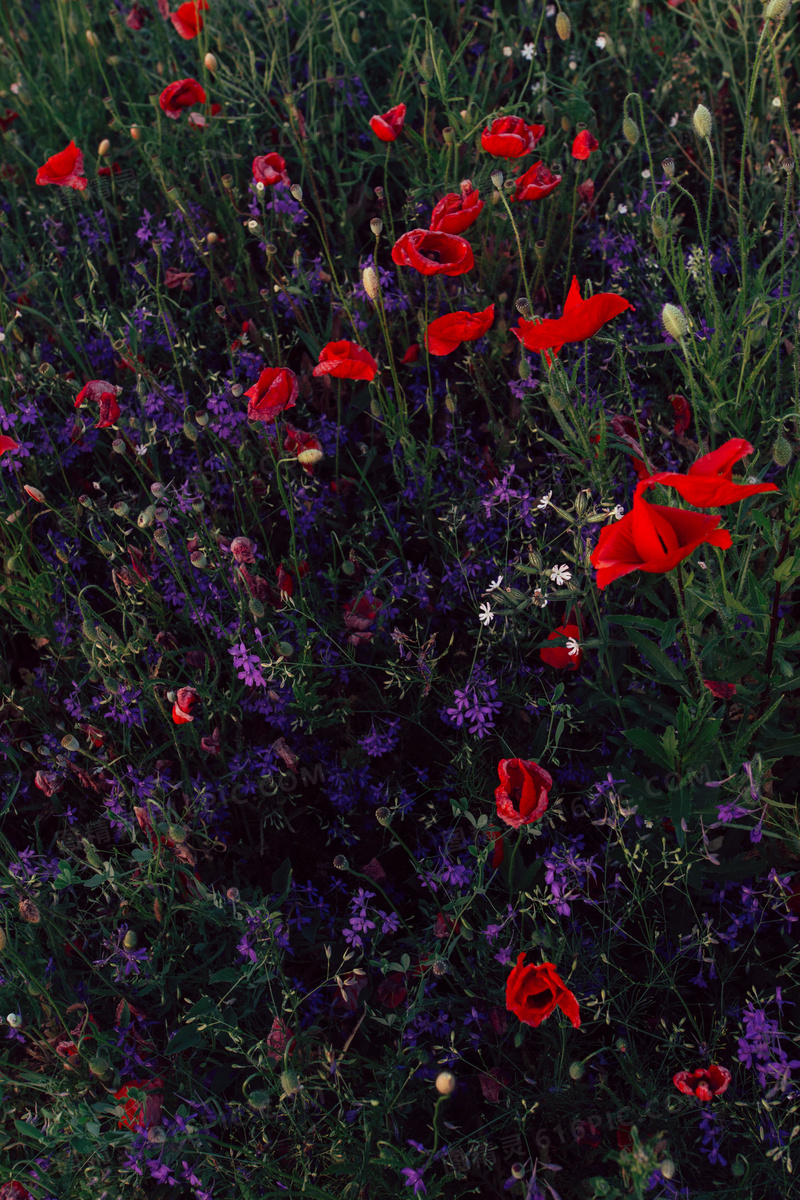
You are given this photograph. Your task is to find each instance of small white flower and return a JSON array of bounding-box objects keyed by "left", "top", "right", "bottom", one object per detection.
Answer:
[
  {"left": 697, "top": 560, "right": 707, "bottom": 570},
  {"left": 521, "top": 42, "right": 536, "bottom": 60},
  {"left": 566, "top": 637, "right": 581, "bottom": 658},
  {"left": 641, "top": 168, "right": 651, "bottom": 179},
  {"left": 549, "top": 563, "right": 572, "bottom": 586},
  {"left": 546, "top": 2, "right": 556, "bottom": 14},
  {"left": 595, "top": 35, "right": 606, "bottom": 48},
  {"left": 669, "top": 113, "right": 679, "bottom": 128},
  {"left": 611, "top": 505, "right": 625, "bottom": 521},
  {"left": 537, "top": 491, "right": 552, "bottom": 511},
  {"left": 256, "top": 181, "right": 265, "bottom": 193},
  {"left": 485, "top": 574, "right": 504, "bottom": 593},
  {"left": 502, "top": 45, "right": 513, "bottom": 57},
  {"left": 531, "top": 81, "right": 541, "bottom": 93},
  {"left": 568, "top": 59, "right": 577, "bottom": 70},
  {"left": 617, "top": 203, "right": 628, "bottom": 214},
  {"left": 478, "top": 603, "right": 495, "bottom": 627},
  {"left": 772, "top": 96, "right": 782, "bottom": 108},
  {"left": 0, "top": 333, "right": 5, "bottom": 344}
]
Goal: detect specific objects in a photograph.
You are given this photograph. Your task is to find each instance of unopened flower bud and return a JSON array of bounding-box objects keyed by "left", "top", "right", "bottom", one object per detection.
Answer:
[
  {"left": 561, "top": 114, "right": 571, "bottom": 133},
  {"left": 490, "top": 170, "right": 504, "bottom": 189},
  {"left": 568, "top": 1061, "right": 585, "bottom": 1080},
  {"left": 362, "top": 265, "right": 379, "bottom": 300},
  {"left": 206, "top": 231, "right": 218, "bottom": 244},
  {"left": 651, "top": 214, "right": 669, "bottom": 239},
  {"left": 297, "top": 447, "right": 323, "bottom": 467},
  {"left": 662, "top": 157, "right": 675, "bottom": 177},
  {"left": 555, "top": 11, "right": 571, "bottom": 39},
  {"left": 692, "top": 103, "right": 712, "bottom": 140},
  {"left": 247, "top": 219, "right": 259, "bottom": 231},
  {"left": 511, "top": 1164, "right": 526, "bottom": 1180},
  {"left": 622, "top": 116, "right": 639, "bottom": 145},
  {"left": 23, "top": 486, "right": 45, "bottom": 503},
  {"left": 773, "top": 435, "right": 793, "bottom": 466},
  {"left": 660, "top": 1160, "right": 676, "bottom": 1180},
  {"left": 280, "top": 1069, "right": 303, "bottom": 1096},
  {"left": 731, "top": 1156, "right": 747, "bottom": 1178},
  {"left": 542, "top": 98, "right": 555, "bottom": 124},
  {"left": 419, "top": 49, "right": 434, "bottom": 81},
  {"left": 662, "top": 303, "right": 688, "bottom": 339},
  {"left": 123, "top": 929, "right": 137, "bottom": 950},
  {"left": 204, "top": 51, "right": 218, "bottom": 71},
  {"left": 0, "top": 927, "right": 6, "bottom": 952},
  {"left": 519, "top": 355, "right": 531, "bottom": 380},
  {"left": 290, "top": 184, "right": 303, "bottom": 202},
  {"left": 370, "top": 217, "right": 383, "bottom": 236},
  {"left": 435, "top": 1071, "right": 457, "bottom": 1095},
  {"left": 89, "top": 1055, "right": 112, "bottom": 1080},
  {"left": 86, "top": 29, "right": 100, "bottom": 47},
  {"left": 765, "top": 0, "right": 791, "bottom": 19},
  {"left": 98, "top": 138, "right": 111, "bottom": 157},
  {"left": 7, "top": 1012, "right": 23, "bottom": 1028},
  {"left": 445, "top": 392, "right": 456, "bottom": 413},
  {"left": 248, "top": 597, "right": 265, "bottom": 619},
  {"left": 130, "top": 125, "right": 141, "bottom": 140}
]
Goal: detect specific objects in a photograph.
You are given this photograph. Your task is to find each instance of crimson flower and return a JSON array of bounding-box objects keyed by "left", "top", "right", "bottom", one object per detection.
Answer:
[
  {"left": 506, "top": 956, "right": 580, "bottom": 1029},
  {"left": 313, "top": 340, "right": 378, "bottom": 381},
  {"left": 125, "top": 4, "right": 147, "bottom": 29},
  {"left": 426, "top": 303, "right": 495, "bottom": 356},
  {"left": 430, "top": 185, "right": 483, "bottom": 234},
  {"left": 369, "top": 102, "right": 406, "bottom": 142},
  {"left": 252, "top": 152, "right": 289, "bottom": 186},
  {"left": 284, "top": 425, "right": 322, "bottom": 473},
  {"left": 245, "top": 367, "right": 298, "bottom": 423},
  {"left": 512, "top": 161, "right": 562, "bottom": 202},
  {"left": 0, "top": 435, "right": 19, "bottom": 457},
  {"left": 514, "top": 275, "right": 632, "bottom": 363},
  {"left": 495, "top": 758, "right": 552, "bottom": 829},
  {"left": 343, "top": 594, "right": 381, "bottom": 645},
  {"left": 159, "top": 78, "right": 206, "bottom": 119},
  {"left": 0, "top": 1185, "right": 34, "bottom": 1200},
  {"left": 169, "top": 0, "right": 208, "bottom": 38},
  {"left": 265, "top": 1015, "right": 296, "bottom": 1061},
  {"left": 636, "top": 438, "right": 779, "bottom": 507},
  {"left": 673, "top": 1065, "right": 731, "bottom": 1101},
  {"left": 75, "top": 380, "right": 122, "bottom": 428},
  {"left": 572, "top": 129, "right": 599, "bottom": 160},
  {"left": 35, "top": 140, "right": 87, "bottom": 190},
  {"left": 590, "top": 492, "right": 732, "bottom": 590},
  {"left": 391, "top": 229, "right": 474, "bottom": 277},
  {"left": 481, "top": 115, "right": 545, "bottom": 158},
  {"left": 0, "top": 109, "right": 20, "bottom": 134},
  {"left": 114, "top": 1078, "right": 164, "bottom": 1130},
  {"left": 401, "top": 344, "right": 420, "bottom": 364},
  {"left": 539, "top": 623, "right": 583, "bottom": 671},
  {"left": 172, "top": 686, "right": 199, "bottom": 725},
  {"left": 704, "top": 680, "right": 737, "bottom": 700},
  {"left": 669, "top": 393, "right": 691, "bottom": 437}
]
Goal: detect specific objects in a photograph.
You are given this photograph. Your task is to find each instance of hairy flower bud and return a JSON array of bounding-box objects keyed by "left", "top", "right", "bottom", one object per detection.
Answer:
[
  {"left": 773, "top": 435, "right": 793, "bottom": 467},
  {"left": 362, "top": 265, "right": 380, "bottom": 301},
  {"left": 568, "top": 1061, "right": 585, "bottom": 1080},
  {"left": 622, "top": 116, "right": 639, "bottom": 145},
  {"left": 651, "top": 214, "right": 669, "bottom": 239},
  {"left": 662, "top": 303, "right": 688, "bottom": 340},
  {"left": 435, "top": 1071, "right": 457, "bottom": 1095},
  {"left": 555, "top": 11, "right": 571, "bottom": 39},
  {"left": 692, "top": 103, "right": 712, "bottom": 140},
  {"left": 542, "top": 98, "right": 555, "bottom": 124},
  {"left": 766, "top": 0, "right": 791, "bottom": 18}
]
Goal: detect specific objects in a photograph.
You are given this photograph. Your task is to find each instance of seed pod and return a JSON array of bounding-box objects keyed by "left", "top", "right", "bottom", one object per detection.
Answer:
[
  {"left": 362, "top": 266, "right": 379, "bottom": 301},
  {"left": 662, "top": 303, "right": 688, "bottom": 339},
  {"left": 280, "top": 1069, "right": 302, "bottom": 1096},
  {"left": 333, "top": 855, "right": 348, "bottom": 870},
  {"left": 490, "top": 170, "right": 504, "bottom": 189},
  {"left": 190, "top": 550, "right": 207, "bottom": 568},
  {"left": 773, "top": 435, "right": 793, "bottom": 467},
  {"left": 662, "top": 157, "right": 675, "bottom": 177},
  {"left": 560, "top": 114, "right": 571, "bottom": 133},
  {"left": 375, "top": 807, "right": 391, "bottom": 824},
  {"left": 651, "top": 214, "right": 669, "bottom": 239},
  {"left": 568, "top": 1061, "right": 585, "bottom": 1080},
  {"left": 542, "top": 98, "right": 555, "bottom": 124},
  {"left": 248, "top": 597, "right": 265, "bottom": 619},
  {"left": 622, "top": 116, "right": 639, "bottom": 145},
  {"left": 370, "top": 217, "right": 383, "bottom": 236},
  {"left": 692, "top": 103, "right": 712, "bottom": 139},
  {"left": 555, "top": 11, "right": 571, "bottom": 39},
  {"left": 290, "top": 184, "right": 303, "bottom": 202}
]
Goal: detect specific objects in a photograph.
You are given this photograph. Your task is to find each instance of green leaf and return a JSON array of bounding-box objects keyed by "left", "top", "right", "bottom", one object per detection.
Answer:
[
  {"left": 14, "top": 1119, "right": 48, "bottom": 1142},
  {"left": 623, "top": 627, "right": 691, "bottom": 693},
  {"left": 210, "top": 967, "right": 241, "bottom": 984},
  {"left": 625, "top": 728, "right": 675, "bottom": 772},
  {"left": 271, "top": 857, "right": 292, "bottom": 897},
  {"left": 166, "top": 1026, "right": 203, "bottom": 1055}
]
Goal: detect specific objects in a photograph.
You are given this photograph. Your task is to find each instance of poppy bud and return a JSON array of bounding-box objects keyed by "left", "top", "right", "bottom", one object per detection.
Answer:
[
  {"left": 782, "top": 158, "right": 795, "bottom": 174},
  {"left": 18, "top": 898, "right": 40, "bottom": 923},
  {"left": 112, "top": 501, "right": 129, "bottom": 516},
  {"left": 622, "top": 117, "right": 639, "bottom": 145},
  {"left": 130, "top": 125, "right": 141, "bottom": 140},
  {"left": 773, "top": 436, "right": 792, "bottom": 466},
  {"left": 731, "top": 1156, "right": 747, "bottom": 1177},
  {"left": 561, "top": 114, "right": 571, "bottom": 132},
  {"left": 204, "top": 52, "right": 218, "bottom": 71},
  {"left": 542, "top": 98, "right": 555, "bottom": 124},
  {"left": 248, "top": 597, "right": 265, "bottom": 619},
  {"left": 206, "top": 232, "right": 218, "bottom": 244},
  {"left": 98, "top": 138, "right": 111, "bottom": 156},
  {"left": 662, "top": 303, "right": 688, "bottom": 339},
  {"left": 660, "top": 1160, "right": 676, "bottom": 1180},
  {"left": 445, "top": 392, "right": 456, "bottom": 413},
  {"left": 662, "top": 157, "right": 675, "bottom": 177},
  {"left": 519, "top": 355, "right": 531, "bottom": 380},
  {"left": 183, "top": 421, "right": 198, "bottom": 441},
  {"left": 86, "top": 29, "right": 100, "bottom": 46},
  {"left": 124, "top": 930, "right": 137, "bottom": 950},
  {"left": 23, "top": 486, "right": 45, "bottom": 503},
  {"left": 351, "top": 26, "right": 360, "bottom": 43},
  {"left": 290, "top": 184, "right": 303, "bottom": 202},
  {"left": 280, "top": 1069, "right": 302, "bottom": 1096},
  {"left": 765, "top": 0, "right": 791, "bottom": 18},
  {"left": 651, "top": 214, "right": 668, "bottom": 239},
  {"left": 0, "top": 927, "right": 6, "bottom": 951},
  {"left": 555, "top": 11, "right": 571, "bottom": 39},
  {"left": 435, "top": 1071, "right": 456, "bottom": 1095},
  {"left": 419, "top": 49, "right": 434, "bottom": 80},
  {"left": 362, "top": 266, "right": 380, "bottom": 300},
  {"left": 568, "top": 1061, "right": 585, "bottom": 1080},
  {"left": 692, "top": 103, "right": 712, "bottom": 139},
  {"left": 297, "top": 447, "right": 323, "bottom": 466},
  {"left": 490, "top": 170, "right": 504, "bottom": 189},
  {"left": 370, "top": 217, "right": 383, "bottom": 236}
]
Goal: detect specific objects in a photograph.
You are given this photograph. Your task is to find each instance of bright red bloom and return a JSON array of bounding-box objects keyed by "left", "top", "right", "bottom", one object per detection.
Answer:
[
  {"left": 506, "top": 956, "right": 580, "bottom": 1029},
  {"left": 75, "top": 380, "right": 122, "bottom": 429},
  {"left": 0, "top": 435, "right": 19, "bottom": 457},
  {"left": 115, "top": 1077, "right": 164, "bottom": 1130},
  {"left": 283, "top": 425, "right": 322, "bottom": 473},
  {"left": 572, "top": 130, "right": 599, "bottom": 160},
  {"left": 539, "top": 623, "right": 583, "bottom": 671},
  {"left": 245, "top": 367, "right": 298, "bottom": 423},
  {"left": 495, "top": 758, "right": 552, "bottom": 829},
  {"left": 512, "top": 161, "right": 562, "bottom": 202},
  {"left": 514, "top": 276, "right": 632, "bottom": 363},
  {"left": 590, "top": 492, "right": 732, "bottom": 590},
  {"left": 481, "top": 115, "right": 545, "bottom": 158},
  {"left": 636, "top": 438, "right": 779, "bottom": 507},
  {"left": 252, "top": 152, "right": 289, "bottom": 186},
  {"left": 669, "top": 393, "right": 691, "bottom": 437},
  {"left": 313, "top": 340, "right": 378, "bottom": 381},
  {"left": 172, "top": 686, "right": 199, "bottom": 725},
  {"left": 430, "top": 186, "right": 483, "bottom": 234},
  {"left": 369, "top": 102, "right": 406, "bottom": 142},
  {"left": 169, "top": 0, "right": 208, "bottom": 38},
  {"left": 159, "top": 77, "right": 206, "bottom": 119},
  {"left": 35, "top": 140, "right": 87, "bottom": 190},
  {"left": 391, "top": 229, "right": 474, "bottom": 277},
  {"left": 673, "top": 1065, "right": 731, "bottom": 1101},
  {"left": 426, "top": 303, "right": 495, "bottom": 356}
]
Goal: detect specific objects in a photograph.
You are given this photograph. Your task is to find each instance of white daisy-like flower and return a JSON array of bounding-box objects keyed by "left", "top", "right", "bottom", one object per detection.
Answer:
[
  {"left": 521, "top": 42, "right": 536, "bottom": 60},
  {"left": 485, "top": 574, "right": 504, "bottom": 593},
  {"left": 566, "top": 637, "right": 581, "bottom": 657},
  {"left": 502, "top": 45, "right": 513, "bottom": 57},
  {"left": 617, "top": 203, "right": 628, "bottom": 214},
  {"left": 549, "top": 563, "right": 572, "bottom": 586},
  {"left": 478, "top": 603, "right": 495, "bottom": 627},
  {"left": 641, "top": 168, "right": 651, "bottom": 179},
  {"left": 595, "top": 34, "right": 606, "bottom": 49},
  {"left": 537, "top": 491, "right": 552, "bottom": 511}
]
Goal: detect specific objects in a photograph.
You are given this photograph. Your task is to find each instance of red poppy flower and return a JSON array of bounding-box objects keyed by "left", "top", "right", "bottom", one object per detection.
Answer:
[
  {"left": 0, "top": 1184, "right": 33, "bottom": 1200},
  {"left": 172, "top": 686, "right": 199, "bottom": 725},
  {"left": 481, "top": 115, "right": 545, "bottom": 158},
  {"left": 97, "top": 161, "right": 121, "bottom": 178},
  {"left": 673, "top": 1065, "right": 731, "bottom": 1101},
  {"left": 343, "top": 594, "right": 381, "bottom": 645},
  {"left": 514, "top": 276, "right": 633, "bottom": 363},
  {"left": 313, "top": 340, "right": 378, "bottom": 381},
  {"left": 506, "top": 956, "right": 580, "bottom": 1029},
  {"left": 0, "top": 435, "right": 19, "bottom": 457},
  {"left": 479, "top": 1068, "right": 509, "bottom": 1102},
  {"left": 669, "top": 393, "right": 691, "bottom": 437},
  {"left": 265, "top": 1016, "right": 296, "bottom": 1061},
  {"left": 74, "top": 380, "right": 122, "bottom": 428},
  {"left": 284, "top": 425, "right": 322, "bottom": 474},
  {"left": 391, "top": 229, "right": 474, "bottom": 277},
  {"left": 188, "top": 102, "right": 221, "bottom": 129},
  {"left": 252, "top": 153, "right": 289, "bottom": 186},
  {"left": 486, "top": 827, "right": 505, "bottom": 870},
  {"left": 636, "top": 438, "right": 779, "bottom": 507},
  {"left": 369, "top": 102, "right": 406, "bottom": 142},
  {"left": 245, "top": 367, "right": 298, "bottom": 423},
  {"left": 495, "top": 758, "right": 552, "bottom": 829},
  {"left": 512, "top": 161, "right": 562, "bottom": 202},
  {"left": 169, "top": 0, "right": 208, "bottom": 38},
  {"left": 35, "top": 140, "right": 87, "bottom": 190},
  {"left": 430, "top": 185, "right": 484, "bottom": 234},
  {"left": 159, "top": 77, "right": 206, "bottom": 119},
  {"left": 590, "top": 492, "right": 732, "bottom": 590},
  {"left": 115, "top": 1077, "right": 164, "bottom": 1130},
  {"left": 577, "top": 178, "right": 595, "bottom": 206},
  {"left": 276, "top": 562, "right": 294, "bottom": 599},
  {"left": 426, "top": 303, "right": 495, "bottom": 356},
  {"left": 539, "top": 623, "right": 583, "bottom": 670},
  {"left": 401, "top": 344, "right": 420, "bottom": 364},
  {"left": 126, "top": 4, "right": 147, "bottom": 28},
  {"left": 572, "top": 130, "right": 599, "bottom": 160}
]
